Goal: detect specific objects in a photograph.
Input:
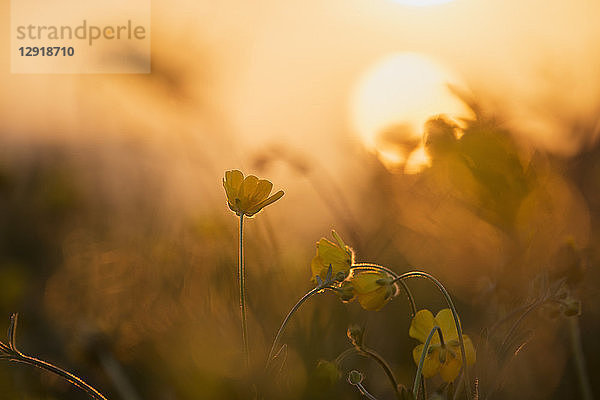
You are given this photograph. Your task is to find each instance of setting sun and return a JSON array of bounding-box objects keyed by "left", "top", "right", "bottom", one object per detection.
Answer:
[{"left": 350, "top": 52, "right": 472, "bottom": 173}]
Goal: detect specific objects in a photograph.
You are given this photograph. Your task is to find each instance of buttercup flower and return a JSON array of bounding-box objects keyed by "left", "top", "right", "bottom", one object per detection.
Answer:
[
  {"left": 223, "top": 170, "right": 284, "bottom": 217},
  {"left": 310, "top": 230, "right": 354, "bottom": 283},
  {"left": 347, "top": 270, "right": 395, "bottom": 311},
  {"left": 409, "top": 309, "right": 476, "bottom": 382}
]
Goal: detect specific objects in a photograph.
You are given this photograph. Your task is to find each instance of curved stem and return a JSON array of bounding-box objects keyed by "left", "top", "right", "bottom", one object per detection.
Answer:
[
  {"left": 9, "top": 354, "right": 108, "bottom": 400},
  {"left": 360, "top": 346, "right": 401, "bottom": 399},
  {"left": 412, "top": 326, "right": 443, "bottom": 399},
  {"left": 238, "top": 215, "right": 249, "bottom": 368},
  {"left": 1, "top": 314, "right": 108, "bottom": 400},
  {"left": 266, "top": 285, "right": 328, "bottom": 368},
  {"left": 335, "top": 347, "right": 360, "bottom": 366},
  {"left": 351, "top": 264, "right": 417, "bottom": 317},
  {"left": 355, "top": 382, "right": 381, "bottom": 400},
  {"left": 392, "top": 271, "right": 472, "bottom": 400}
]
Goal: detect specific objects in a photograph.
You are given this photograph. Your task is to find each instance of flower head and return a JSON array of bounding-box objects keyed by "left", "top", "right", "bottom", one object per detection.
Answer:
[
  {"left": 409, "top": 309, "right": 476, "bottom": 382},
  {"left": 310, "top": 230, "right": 354, "bottom": 283},
  {"left": 347, "top": 269, "right": 395, "bottom": 311},
  {"left": 223, "top": 170, "right": 284, "bottom": 217}
]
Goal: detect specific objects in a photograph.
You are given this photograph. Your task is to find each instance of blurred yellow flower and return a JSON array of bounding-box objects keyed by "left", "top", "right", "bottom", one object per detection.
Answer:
[
  {"left": 310, "top": 231, "right": 354, "bottom": 283},
  {"left": 347, "top": 270, "right": 394, "bottom": 311},
  {"left": 223, "top": 170, "right": 284, "bottom": 217},
  {"left": 409, "top": 309, "right": 476, "bottom": 382}
]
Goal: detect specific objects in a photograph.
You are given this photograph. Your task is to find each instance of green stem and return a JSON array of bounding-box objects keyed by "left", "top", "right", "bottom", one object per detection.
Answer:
[
  {"left": 412, "top": 326, "right": 443, "bottom": 399},
  {"left": 360, "top": 346, "right": 401, "bottom": 399},
  {"left": 266, "top": 285, "right": 327, "bottom": 368},
  {"left": 568, "top": 317, "right": 594, "bottom": 400},
  {"left": 239, "top": 215, "right": 249, "bottom": 368},
  {"left": 392, "top": 271, "right": 472, "bottom": 400}
]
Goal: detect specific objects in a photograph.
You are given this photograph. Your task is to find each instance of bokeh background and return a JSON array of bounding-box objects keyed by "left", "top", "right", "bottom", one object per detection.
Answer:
[{"left": 1, "top": 0, "right": 600, "bottom": 399}]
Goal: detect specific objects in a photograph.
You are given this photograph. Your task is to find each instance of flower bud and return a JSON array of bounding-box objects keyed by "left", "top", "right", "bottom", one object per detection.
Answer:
[
  {"left": 347, "top": 324, "right": 364, "bottom": 348},
  {"left": 347, "top": 370, "right": 364, "bottom": 385}
]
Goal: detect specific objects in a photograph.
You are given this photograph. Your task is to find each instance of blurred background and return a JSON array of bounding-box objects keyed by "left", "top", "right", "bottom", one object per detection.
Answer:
[{"left": 1, "top": 0, "right": 600, "bottom": 398}]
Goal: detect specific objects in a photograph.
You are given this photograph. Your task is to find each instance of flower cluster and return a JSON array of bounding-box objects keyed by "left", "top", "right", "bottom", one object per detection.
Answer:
[{"left": 310, "top": 231, "right": 396, "bottom": 311}]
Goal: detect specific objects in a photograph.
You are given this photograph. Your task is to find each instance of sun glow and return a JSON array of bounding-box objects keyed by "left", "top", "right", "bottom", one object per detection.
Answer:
[{"left": 350, "top": 52, "right": 472, "bottom": 173}]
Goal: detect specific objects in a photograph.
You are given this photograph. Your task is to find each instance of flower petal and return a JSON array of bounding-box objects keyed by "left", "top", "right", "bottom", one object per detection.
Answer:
[
  {"left": 246, "top": 190, "right": 284, "bottom": 216},
  {"left": 409, "top": 310, "right": 438, "bottom": 344},
  {"left": 223, "top": 170, "right": 244, "bottom": 203},
  {"left": 225, "top": 170, "right": 244, "bottom": 191},
  {"left": 311, "top": 255, "right": 325, "bottom": 282},
  {"left": 412, "top": 344, "right": 441, "bottom": 378},
  {"left": 349, "top": 271, "right": 383, "bottom": 294},
  {"left": 454, "top": 335, "right": 476, "bottom": 366},
  {"left": 439, "top": 353, "right": 462, "bottom": 382},
  {"left": 435, "top": 309, "right": 459, "bottom": 342},
  {"left": 356, "top": 286, "right": 392, "bottom": 311},
  {"left": 317, "top": 238, "right": 352, "bottom": 275},
  {"left": 250, "top": 179, "right": 273, "bottom": 204},
  {"left": 239, "top": 175, "right": 259, "bottom": 207}
]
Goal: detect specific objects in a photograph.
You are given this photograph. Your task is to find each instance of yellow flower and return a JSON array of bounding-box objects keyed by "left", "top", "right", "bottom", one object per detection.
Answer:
[
  {"left": 223, "top": 170, "right": 284, "bottom": 217},
  {"left": 347, "top": 270, "right": 395, "bottom": 311},
  {"left": 409, "top": 309, "right": 476, "bottom": 382},
  {"left": 310, "top": 231, "right": 354, "bottom": 283}
]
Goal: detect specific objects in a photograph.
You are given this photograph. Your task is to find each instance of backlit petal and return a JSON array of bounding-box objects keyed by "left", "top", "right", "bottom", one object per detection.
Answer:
[
  {"left": 251, "top": 179, "right": 273, "bottom": 204},
  {"left": 350, "top": 271, "right": 383, "bottom": 294},
  {"left": 410, "top": 310, "right": 438, "bottom": 344},
  {"left": 356, "top": 286, "right": 391, "bottom": 311},
  {"left": 317, "top": 238, "right": 352, "bottom": 275},
  {"left": 224, "top": 170, "right": 244, "bottom": 202},
  {"left": 439, "top": 353, "right": 462, "bottom": 382},
  {"left": 454, "top": 335, "right": 476, "bottom": 366},
  {"left": 311, "top": 255, "right": 325, "bottom": 282},
  {"left": 246, "top": 190, "right": 284, "bottom": 216},
  {"left": 435, "top": 309, "right": 459, "bottom": 342},
  {"left": 240, "top": 175, "right": 259, "bottom": 198},
  {"left": 412, "top": 344, "right": 441, "bottom": 378}
]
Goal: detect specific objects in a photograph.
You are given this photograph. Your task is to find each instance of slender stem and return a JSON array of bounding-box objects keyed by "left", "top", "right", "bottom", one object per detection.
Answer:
[
  {"left": 1, "top": 314, "right": 108, "bottom": 400},
  {"left": 487, "top": 300, "right": 537, "bottom": 334},
  {"left": 266, "top": 285, "right": 327, "bottom": 368},
  {"left": 498, "top": 300, "right": 543, "bottom": 356},
  {"left": 392, "top": 271, "right": 472, "bottom": 400},
  {"left": 239, "top": 215, "right": 249, "bottom": 368},
  {"left": 335, "top": 347, "right": 360, "bottom": 365},
  {"left": 351, "top": 264, "right": 417, "bottom": 317},
  {"left": 360, "top": 346, "right": 401, "bottom": 399},
  {"left": 413, "top": 326, "right": 443, "bottom": 399},
  {"left": 568, "top": 317, "right": 594, "bottom": 400},
  {"left": 356, "top": 382, "right": 381, "bottom": 400},
  {"left": 8, "top": 354, "right": 108, "bottom": 400}
]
